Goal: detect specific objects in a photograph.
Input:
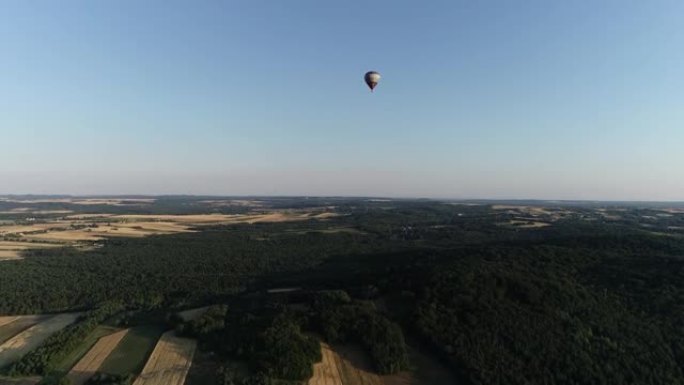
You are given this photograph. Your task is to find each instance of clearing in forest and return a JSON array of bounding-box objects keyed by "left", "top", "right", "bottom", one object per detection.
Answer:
[
  {"left": 0, "top": 313, "right": 80, "bottom": 367},
  {"left": 66, "top": 329, "right": 129, "bottom": 385},
  {"left": 132, "top": 331, "right": 196, "bottom": 385}
]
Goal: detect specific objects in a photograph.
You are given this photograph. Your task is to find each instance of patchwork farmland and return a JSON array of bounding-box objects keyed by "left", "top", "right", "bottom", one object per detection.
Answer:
[
  {"left": 0, "top": 197, "right": 339, "bottom": 261},
  {"left": 0, "top": 313, "right": 80, "bottom": 367},
  {"left": 2, "top": 197, "right": 670, "bottom": 384}
]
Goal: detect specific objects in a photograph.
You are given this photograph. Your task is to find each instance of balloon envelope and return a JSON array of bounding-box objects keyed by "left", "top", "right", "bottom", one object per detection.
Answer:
[{"left": 364, "top": 71, "right": 381, "bottom": 91}]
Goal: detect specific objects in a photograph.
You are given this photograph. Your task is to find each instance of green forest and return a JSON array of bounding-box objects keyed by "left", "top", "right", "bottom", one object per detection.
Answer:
[{"left": 1, "top": 199, "right": 684, "bottom": 384}]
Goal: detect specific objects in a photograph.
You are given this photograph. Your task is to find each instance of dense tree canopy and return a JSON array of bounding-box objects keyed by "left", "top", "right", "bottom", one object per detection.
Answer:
[{"left": 1, "top": 199, "right": 684, "bottom": 384}]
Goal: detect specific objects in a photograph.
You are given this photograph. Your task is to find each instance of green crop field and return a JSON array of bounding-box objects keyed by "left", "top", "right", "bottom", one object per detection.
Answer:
[{"left": 98, "top": 325, "right": 165, "bottom": 375}]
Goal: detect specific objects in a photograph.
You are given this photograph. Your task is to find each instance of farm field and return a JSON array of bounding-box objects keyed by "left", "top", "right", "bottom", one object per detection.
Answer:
[
  {"left": 309, "top": 343, "right": 383, "bottom": 385},
  {"left": 307, "top": 343, "right": 445, "bottom": 385},
  {"left": 65, "top": 329, "right": 129, "bottom": 385},
  {"left": 0, "top": 209, "right": 338, "bottom": 259},
  {"left": 0, "top": 313, "right": 80, "bottom": 367},
  {"left": 2, "top": 197, "right": 684, "bottom": 384},
  {"left": 54, "top": 325, "right": 121, "bottom": 374},
  {"left": 132, "top": 331, "right": 196, "bottom": 385},
  {"left": 0, "top": 316, "right": 47, "bottom": 345},
  {"left": 98, "top": 326, "right": 164, "bottom": 376},
  {"left": 183, "top": 350, "right": 223, "bottom": 385},
  {"left": 0, "top": 242, "right": 63, "bottom": 261},
  {"left": 0, "top": 318, "right": 19, "bottom": 329}
]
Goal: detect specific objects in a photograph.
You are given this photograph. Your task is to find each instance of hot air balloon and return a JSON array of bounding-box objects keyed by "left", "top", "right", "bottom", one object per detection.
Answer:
[{"left": 364, "top": 71, "right": 381, "bottom": 92}]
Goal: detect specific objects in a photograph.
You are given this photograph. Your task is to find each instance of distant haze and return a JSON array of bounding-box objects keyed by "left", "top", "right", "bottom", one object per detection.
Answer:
[{"left": 1, "top": 1, "right": 683, "bottom": 201}]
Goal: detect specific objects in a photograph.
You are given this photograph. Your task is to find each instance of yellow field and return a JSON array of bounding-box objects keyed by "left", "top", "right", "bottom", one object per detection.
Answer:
[
  {"left": 0, "top": 316, "right": 47, "bottom": 348},
  {"left": 0, "top": 223, "right": 71, "bottom": 235},
  {"left": 0, "top": 242, "right": 64, "bottom": 260},
  {"left": 23, "top": 231, "right": 104, "bottom": 242},
  {"left": 0, "top": 313, "right": 81, "bottom": 367},
  {"left": 0, "top": 210, "right": 338, "bottom": 258},
  {"left": 0, "top": 251, "right": 22, "bottom": 260},
  {"left": 0, "top": 315, "right": 45, "bottom": 332},
  {"left": 309, "top": 343, "right": 384, "bottom": 385},
  {"left": 66, "top": 329, "right": 129, "bottom": 385},
  {"left": 132, "top": 332, "right": 196, "bottom": 385},
  {"left": 0, "top": 317, "right": 19, "bottom": 329}
]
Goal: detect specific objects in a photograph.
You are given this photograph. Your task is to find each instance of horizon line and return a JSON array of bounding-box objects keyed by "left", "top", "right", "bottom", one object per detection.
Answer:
[{"left": 1, "top": 193, "right": 683, "bottom": 205}]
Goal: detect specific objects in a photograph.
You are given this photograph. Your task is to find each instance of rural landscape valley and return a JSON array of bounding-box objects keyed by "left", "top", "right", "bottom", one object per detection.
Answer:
[
  {"left": 1, "top": 196, "right": 683, "bottom": 385},
  {"left": 3, "top": 1, "right": 683, "bottom": 383}
]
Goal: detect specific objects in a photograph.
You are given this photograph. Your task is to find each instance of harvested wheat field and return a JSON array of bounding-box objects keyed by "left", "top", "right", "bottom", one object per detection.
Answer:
[
  {"left": 66, "top": 329, "right": 129, "bottom": 385},
  {"left": 93, "top": 222, "right": 194, "bottom": 237},
  {"left": 23, "top": 231, "right": 104, "bottom": 242},
  {"left": 0, "top": 318, "right": 19, "bottom": 329},
  {"left": 309, "top": 343, "right": 383, "bottom": 385},
  {"left": 0, "top": 313, "right": 80, "bottom": 367},
  {"left": 1, "top": 210, "right": 338, "bottom": 258},
  {"left": 0, "top": 242, "right": 63, "bottom": 261},
  {"left": 0, "top": 316, "right": 47, "bottom": 345},
  {"left": 133, "top": 332, "right": 196, "bottom": 385},
  {"left": 0, "top": 223, "right": 71, "bottom": 236},
  {"left": 0, "top": 252, "right": 22, "bottom": 260}
]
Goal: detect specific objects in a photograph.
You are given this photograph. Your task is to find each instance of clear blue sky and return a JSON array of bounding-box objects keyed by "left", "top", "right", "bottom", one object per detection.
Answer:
[{"left": 1, "top": 1, "right": 682, "bottom": 200}]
